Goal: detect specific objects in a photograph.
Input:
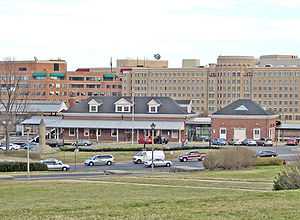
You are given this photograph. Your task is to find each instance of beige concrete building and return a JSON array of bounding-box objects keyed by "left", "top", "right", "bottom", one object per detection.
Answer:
[{"left": 120, "top": 55, "right": 300, "bottom": 121}]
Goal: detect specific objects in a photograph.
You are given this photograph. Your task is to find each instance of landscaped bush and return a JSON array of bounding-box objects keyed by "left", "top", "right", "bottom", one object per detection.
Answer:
[
  {"left": 0, "top": 162, "right": 48, "bottom": 172},
  {"left": 255, "top": 157, "right": 284, "bottom": 166},
  {"left": 203, "top": 147, "right": 256, "bottom": 170},
  {"left": 273, "top": 162, "right": 300, "bottom": 190}
]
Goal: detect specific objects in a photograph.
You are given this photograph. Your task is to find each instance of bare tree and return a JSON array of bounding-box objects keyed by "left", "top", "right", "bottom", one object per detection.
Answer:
[{"left": 0, "top": 58, "right": 29, "bottom": 150}]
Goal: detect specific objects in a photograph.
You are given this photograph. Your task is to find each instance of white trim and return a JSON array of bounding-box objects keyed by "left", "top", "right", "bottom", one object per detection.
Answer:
[
  {"left": 219, "top": 128, "right": 227, "bottom": 139},
  {"left": 253, "top": 128, "right": 261, "bottom": 140},
  {"left": 84, "top": 128, "right": 89, "bottom": 137},
  {"left": 111, "top": 129, "right": 117, "bottom": 137},
  {"left": 211, "top": 115, "right": 278, "bottom": 119},
  {"left": 63, "top": 112, "right": 196, "bottom": 118},
  {"left": 69, "top": 128, "right": 75, "bottom": 136}
]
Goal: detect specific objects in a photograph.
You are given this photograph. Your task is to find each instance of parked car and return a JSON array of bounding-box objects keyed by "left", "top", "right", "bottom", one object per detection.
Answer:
[
  {"left": 40, "top": 159, "right": 70, "bottom": 171},
  {"left": 179, "top": 151, "right": 207, "bottom": 162},
  {"left": 133, "top": 150, "right": 165, "bottom": 164},
  {"left": 242, "top": 139, "right": 257, "bottom": 146},
  {"left": 84, "top": 155, "right": 114, "bottom": 166},
  {"left": 286, "top": 138, "right": 298, "bottom": 146},
  {"left": 228, "top": 139, "right": 242, "bottom": 146},
  {"left": 72, "top": 139, "right": 92, "bottom": 146},
  {"left": 21, "top": 142, "right": 39, "bottom": 150},
  {"left": 144, "top": 159, "right": 172, "bottom": 167},
  {"left": 138, "top": 136, "right": 152, "bottom": 144},
  {"left": 256, "top": 150, "right": 278, "bottom": 157},
  {"left": 154, "top": 136, "right": 169, "bottom": 144},
  {"left": 256, "top": 138, "right": 273, "bottom": 146},
  {"left": 211, "top": 138, "right": 227, "bottom": 145},
  {"left": 0, "top": 143, "right": 21, "bottom": 150}
]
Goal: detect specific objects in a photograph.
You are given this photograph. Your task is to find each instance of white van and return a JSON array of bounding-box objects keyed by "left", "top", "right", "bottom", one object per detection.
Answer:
[{"left": 133, "top": 150, "right": 165, "bottom": 164}]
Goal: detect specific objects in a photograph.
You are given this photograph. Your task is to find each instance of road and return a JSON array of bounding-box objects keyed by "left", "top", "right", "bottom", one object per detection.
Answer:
[{"left": 70, "top": 160, "right": 204, "bottom": 172}]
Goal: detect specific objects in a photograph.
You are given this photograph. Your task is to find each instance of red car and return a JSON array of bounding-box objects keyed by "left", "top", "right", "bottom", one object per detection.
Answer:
[
  {"left": 287, "top": 138, "right": 298, "bottom": 146},
  {"left": 179, "top": 151, "right": 207, "bottom": 162},
  {"left": 138, "top": 136, "right": 152, "bottom": 144}
]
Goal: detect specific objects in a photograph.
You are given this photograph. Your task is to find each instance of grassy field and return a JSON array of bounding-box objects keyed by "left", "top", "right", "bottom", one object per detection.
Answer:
[{"left": 1, "top": 166, "right": 300, "bottom": 220}]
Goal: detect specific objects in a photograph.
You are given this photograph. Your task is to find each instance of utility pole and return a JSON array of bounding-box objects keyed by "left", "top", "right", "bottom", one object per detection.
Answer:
[{"left": 26, "top": 129, "right": 30, "bottom": 178}]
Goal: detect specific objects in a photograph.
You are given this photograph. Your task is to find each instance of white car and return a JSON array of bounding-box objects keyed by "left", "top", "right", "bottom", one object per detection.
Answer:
[
  {"left": 0, "top": 143, "right": 21, "bottom": 150},
  {"left": 144, "top": 159, "right": 172, "bottom": 168},
  {"left": 40, "top": 159, "right": 70, "bottom": 171}
]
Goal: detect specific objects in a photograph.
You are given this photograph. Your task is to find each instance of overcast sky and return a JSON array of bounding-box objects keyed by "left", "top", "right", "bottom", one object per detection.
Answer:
[{"left": 1, "top": 0, "right": 300, "bottom": 70}]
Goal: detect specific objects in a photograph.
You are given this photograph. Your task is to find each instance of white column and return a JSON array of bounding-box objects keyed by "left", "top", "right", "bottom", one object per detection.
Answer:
[
  {"left": 136, "top": 129, "right": 139, "bottom": 142},
  {"left": 178, "top": 129, "right": 181, "bottom": 143},
  {"left": 76, "top": 128, "right": 79, "bottom": 139},
  {"left": 117, "top": 129, "right": 119, "bottom": 142},
  {"left": 96, "top": 128, "right": 99, "bottom": 142},
  {"left": 21, "top": 125, "right": 24, "bottom": 136}
]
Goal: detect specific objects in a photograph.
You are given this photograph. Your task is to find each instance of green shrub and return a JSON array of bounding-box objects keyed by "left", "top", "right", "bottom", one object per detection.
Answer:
[
  {"left": 256, "top": 157, "right": 284, "bottom": 166},
  {"left": 273, "top": 162, "right": 300, "bottom": 190},
  {"left": 0, "top": 162, "right": 48, "bottom": 172},
  {"left": 203, "top": 147, "right": 256, "bottom": 170}
]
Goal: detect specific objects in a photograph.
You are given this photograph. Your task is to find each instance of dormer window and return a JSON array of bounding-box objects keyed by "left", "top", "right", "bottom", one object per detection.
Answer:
[
  {"left": 114, "top": 98, "right": 132, "bottom": 113},
  {"left": 149, "top": 106, "right": 158, "bottom": 113},
  {"left": 90, "top": 105, "right": 98, "bottom": 112},
  {"left": 147, "top": 98, "right": 161, "bottom": 113},
  {"left": 88, "top": 99, "right": 102, "bottom": 113},
  {"left": 116, "top": 105, "right": 131, "bottom": 112}
]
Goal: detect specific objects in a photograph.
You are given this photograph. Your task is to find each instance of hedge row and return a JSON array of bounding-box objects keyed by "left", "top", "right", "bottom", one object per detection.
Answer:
[
  {"left": 0, "top": 162, "right": 48, "bottom": 172},
  {"left": 255, "top": 157, "right": 284, "bottom": 166},
  {"left": 60, "top": 145, "right": 219, "bottom": 152}
]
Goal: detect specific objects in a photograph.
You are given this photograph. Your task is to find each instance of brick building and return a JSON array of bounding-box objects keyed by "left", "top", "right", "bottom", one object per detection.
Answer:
[
  {"left": 211, "top": 99, "right": 278, "bottom": 141},
  {"left": 22, "top": 96, "right": 196, "bottom": 143}
]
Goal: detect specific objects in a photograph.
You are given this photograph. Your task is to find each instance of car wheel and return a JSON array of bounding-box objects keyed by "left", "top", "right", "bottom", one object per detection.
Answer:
[
  {"left": 88, "top": 162, "right": 94, "bottom": 166},
  {"left": 62, "top": 167, "right": 68, "bottom": 171},
  {"left": 107, "top": 161, "right": 112, "bottom": 166},
  {"left": 183, "top": 158, "right": 187, "bottom": 162},
  {"left": 137, "top": 159, "right": 142, "bottom": 164},
  {"left": 166, "top": 163, "right": 171, "bottom": 167}
]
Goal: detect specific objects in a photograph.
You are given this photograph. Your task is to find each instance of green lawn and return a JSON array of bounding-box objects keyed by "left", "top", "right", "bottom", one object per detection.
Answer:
[{"left": 0, "top": 166, "right": 300, "bottom": 220}]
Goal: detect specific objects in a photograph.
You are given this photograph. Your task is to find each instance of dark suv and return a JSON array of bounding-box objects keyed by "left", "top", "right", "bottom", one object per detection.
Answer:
[{"left": 179, "top": 151, "right": 207, "bottom": 162}]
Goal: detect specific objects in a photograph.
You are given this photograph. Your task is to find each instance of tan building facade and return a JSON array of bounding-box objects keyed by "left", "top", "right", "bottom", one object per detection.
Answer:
[{"left": 121, "top": 55, "right": 300, "bottom": 121}]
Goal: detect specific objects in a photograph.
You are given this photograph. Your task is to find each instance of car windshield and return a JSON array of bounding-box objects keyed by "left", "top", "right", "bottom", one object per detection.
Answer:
[{"left": 135, "top": 152, "right": 144, "bottom": 156}]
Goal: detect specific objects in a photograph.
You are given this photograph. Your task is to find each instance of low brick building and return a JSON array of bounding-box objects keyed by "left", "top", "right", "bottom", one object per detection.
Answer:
[
  {"left": 211, "top": 99, "right": 278, "bottom": 141},
  {"left": 22, "top": 96, "right": 196, "bottom": 143}
]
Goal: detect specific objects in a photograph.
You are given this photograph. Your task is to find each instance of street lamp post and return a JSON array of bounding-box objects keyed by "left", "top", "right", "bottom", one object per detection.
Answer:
[
  {"left": 26, "top": 129, "right": 30, "bottom": 177},
  {"left": 150, "top": 123, "right": 156, "bottom": 172}
]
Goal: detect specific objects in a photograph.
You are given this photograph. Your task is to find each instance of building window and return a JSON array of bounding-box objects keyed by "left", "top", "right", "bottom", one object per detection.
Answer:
[
  {"left": 84, "top": 129, "right": 89, "bottom": 137},
  {"left": 124, "top": 106, "right": 130, "bottom": 112},
  {"left": 149, "top": 106, "right": 158, "bottom": 113},
  {"left": 54, "top": 63, "right": 59, "bottom": 71},
  {"left": 18, "top": 67, "right": 27, "bottom": 71},
  {"left": 97, "top": 129, "right": 101, "bottom": 136},
  {"left": 117, "top": 106, "right": 122, "bottom": 112},
  {"left": 253, "top": 128, "right": 260, "bottom": 140},
  {"left": 69, "top": 128, "right": 75, "bottom": 136},
  {"left": 89, "top": 105, "right": 98, "bottom": 112},
  {"left": 171, "top": 130, "right": 178, "bottom": 138},
  {"left": 111, "top": 129, "right": 117, "bottom": 137}
]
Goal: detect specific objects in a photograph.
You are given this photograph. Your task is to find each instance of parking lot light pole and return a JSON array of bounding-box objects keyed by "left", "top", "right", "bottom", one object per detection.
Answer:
[
  {"left": 150, "top": 123, "right": 156, "bottom": 172},
  {"left": 26, "top": 129, "right": 30, "bottom": 177}
]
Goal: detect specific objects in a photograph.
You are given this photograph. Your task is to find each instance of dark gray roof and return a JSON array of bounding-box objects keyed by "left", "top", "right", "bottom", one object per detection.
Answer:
[
  {"left": 175, "top": 100, "right": 191, "bottom": 105},
  {"left": 213, "top": 99, "right": 273, "bottom": 116},
  {"left": 67, "top": 96, "right": 193, "bottom": 114}
]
